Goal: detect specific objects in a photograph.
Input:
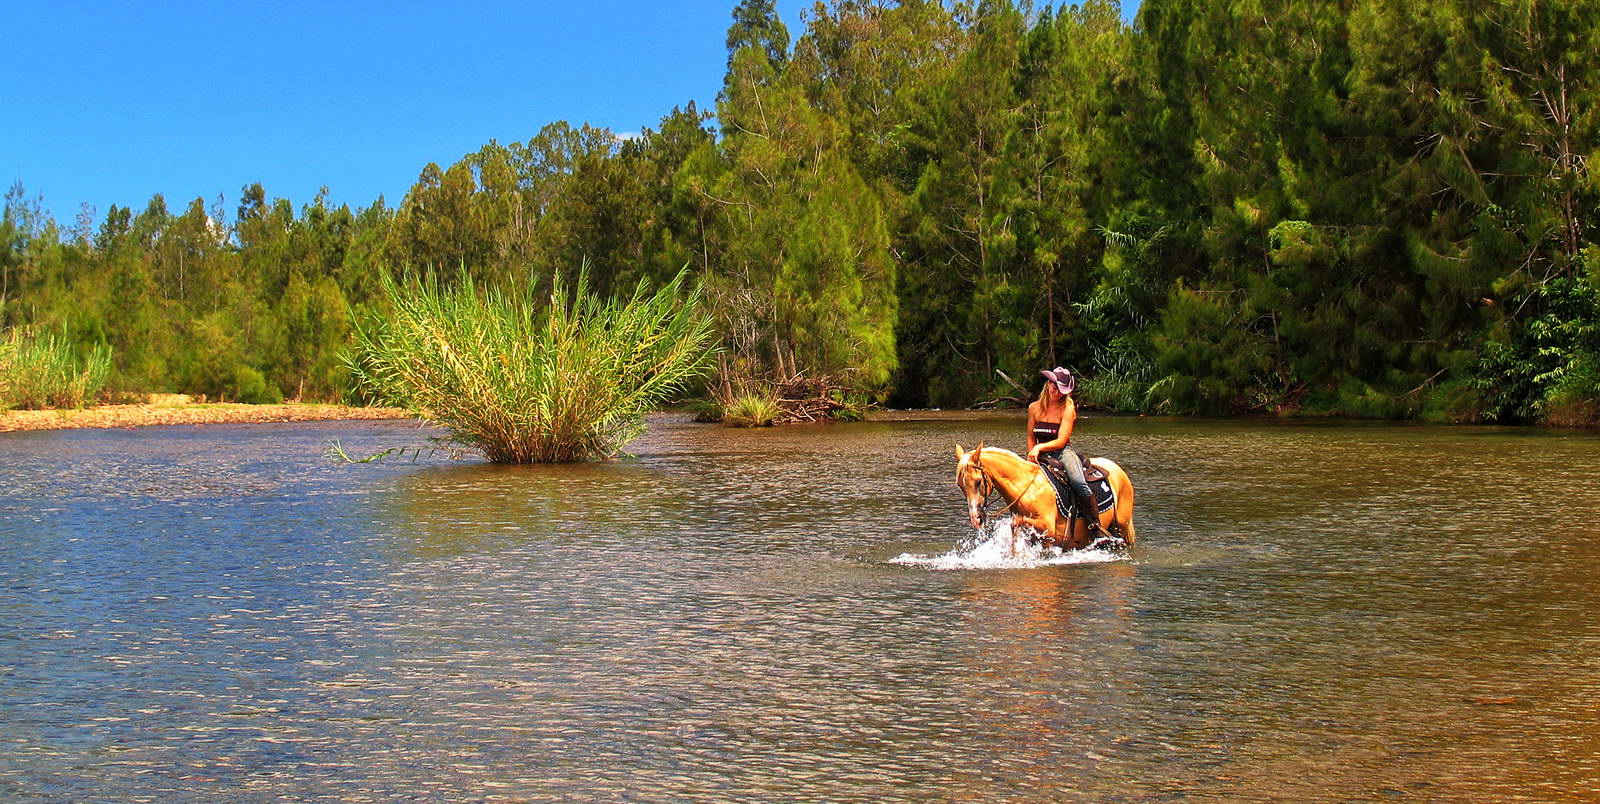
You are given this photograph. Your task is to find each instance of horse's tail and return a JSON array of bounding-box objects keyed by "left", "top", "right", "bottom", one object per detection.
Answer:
[{"left": 1091, "top": 457, "right": 1137, "bottom": 546}]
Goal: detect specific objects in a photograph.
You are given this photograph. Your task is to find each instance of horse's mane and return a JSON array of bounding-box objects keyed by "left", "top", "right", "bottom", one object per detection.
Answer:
[
  {"left": 980, "top": 447, "right": 1022, "bottom": 459},
  {"left": 959, "top": 446, "right": 1031, "bottom": 470},
  {"left": 967, "top": 446, "right": 1022, "bottom": 461}
]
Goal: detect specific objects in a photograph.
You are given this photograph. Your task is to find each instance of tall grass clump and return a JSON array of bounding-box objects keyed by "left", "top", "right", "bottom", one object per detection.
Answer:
[
  {"left": 710, "top": 359, "right": 780, "bottom": 427},
  {"left": 347, "top": 268, "right": 717, "bottom": 463},
  {"left": 721, "top": 391, "right": 781, "bottom": 428},
  {"left": 0, "top": 329, "right": 112, "bottom": 410}
]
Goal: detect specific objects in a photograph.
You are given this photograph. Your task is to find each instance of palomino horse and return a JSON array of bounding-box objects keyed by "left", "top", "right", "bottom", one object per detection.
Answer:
[{"left": 954, "top": 443, "right": 1136, "bottom": 550}]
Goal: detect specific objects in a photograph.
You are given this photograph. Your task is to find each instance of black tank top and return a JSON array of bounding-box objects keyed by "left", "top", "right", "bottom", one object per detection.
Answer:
[{"left": 1032, "top": 420, "right": 1068, "bottom": 450}]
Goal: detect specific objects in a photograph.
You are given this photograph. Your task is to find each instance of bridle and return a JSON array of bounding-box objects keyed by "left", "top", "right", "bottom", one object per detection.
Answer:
[{"left": 963, "top": 449, "right": 1044, "bottom": 527}]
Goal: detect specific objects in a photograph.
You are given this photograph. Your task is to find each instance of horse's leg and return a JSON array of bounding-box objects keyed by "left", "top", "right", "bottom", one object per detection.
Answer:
[
  {"left": 1062, "top": 504, "right": 1106, "bottom": 550},
  {"left": 1014, "top": 513, "right": 1056, "bottom": 553},
  {"left": 1055, "top": 516, "right": 1083, "bottom": 551},
  {"left": 1043, "top": 512, "right": 1071, "bottom": 550},
  {"left": 1119, "top": 510, "right": 1137, "bottom": 546}
]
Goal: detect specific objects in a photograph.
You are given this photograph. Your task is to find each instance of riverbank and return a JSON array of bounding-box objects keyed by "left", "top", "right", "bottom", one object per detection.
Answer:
[
  {"left": 5, "top": 398, "right": 1587, "bottom": 435},
  {"left": 0, "top": 396, "right": 414, "bottom": 432}
]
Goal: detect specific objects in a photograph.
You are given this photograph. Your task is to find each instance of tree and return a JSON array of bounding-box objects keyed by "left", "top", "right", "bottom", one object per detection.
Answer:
[
  {"left": 897, "top": 0, "right": 1026, "bottom": 405},
  {"left": 726, "top": 0, "right": 790, "bottom": 70}
]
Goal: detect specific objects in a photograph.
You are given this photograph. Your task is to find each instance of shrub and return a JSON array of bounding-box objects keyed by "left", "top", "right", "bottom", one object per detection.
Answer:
[
  {"left": 1420, "top": 379, "right": 1486, "bottom": 424},
  {"left": 721, "top": 392, "right": 780, "bottom": 427},
  {"left": 686, "top": 398, "right": 724, "bottom": 423},
  {"left": 0, "top": 329, "right": 111, "bottom": 410},
  {"left": 1148, "top": 283, "right": 1276, "bottom": 415},
  {"left": 709, "top": 358, "right": 868, "bottom": 425},
  {"left": 1541, "top": 352, "right": 1600, "bottom": 428},
  {"left": 231, "top": 364, "right": 283, "bottom": 404},
  {"left": 1473, "top": 275, "right": 1600, "bottom": 422},
  {"left": 829, "top": 390, "right": 869, "bottom": 422},
  {"left": 347, "top": 268, "right": 717, "bottom": 463}
]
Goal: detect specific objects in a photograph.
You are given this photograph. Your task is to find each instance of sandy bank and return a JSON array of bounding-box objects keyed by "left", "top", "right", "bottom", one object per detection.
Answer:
[{"left": 0, "top": 399, "right": 415, "bottom": 432}]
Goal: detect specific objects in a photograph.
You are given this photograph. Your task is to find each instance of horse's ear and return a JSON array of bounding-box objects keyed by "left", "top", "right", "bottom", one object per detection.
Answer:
[{"left": 954, "top": 444, "right": 966, "bottom": 461}]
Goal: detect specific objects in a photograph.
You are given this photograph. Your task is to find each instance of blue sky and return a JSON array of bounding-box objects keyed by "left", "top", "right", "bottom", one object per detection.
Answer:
[{"left": 4, "top": 1, "right": 1138, "bottom": 226}]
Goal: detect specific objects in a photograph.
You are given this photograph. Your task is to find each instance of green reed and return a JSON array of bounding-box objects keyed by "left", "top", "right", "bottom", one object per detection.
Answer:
[
  {"left": 347, "top": 268, "right": 717, "bottom": 463},
  {"left": 720, "top": 392, "right": 781, "bottom": 428},
  {"left": 0, "top": 329, "right": 112, "bottom": 410}
]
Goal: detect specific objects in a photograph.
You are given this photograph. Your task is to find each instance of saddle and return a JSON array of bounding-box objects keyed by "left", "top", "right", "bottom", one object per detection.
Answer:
[
  {"left": 1041, "top": 452, "right": 1115, "bottom": 521},
  {"left": 1081, "top": 456, "right": 1107, "bottom": 485}
]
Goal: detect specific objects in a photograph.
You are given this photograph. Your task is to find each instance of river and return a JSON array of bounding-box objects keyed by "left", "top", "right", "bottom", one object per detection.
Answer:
[{"left": 2, "top": 412, "right": 1598, "bottom": 800}]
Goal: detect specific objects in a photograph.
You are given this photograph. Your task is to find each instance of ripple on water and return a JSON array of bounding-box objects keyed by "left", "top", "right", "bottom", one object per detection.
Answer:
[{"left": 3, "top": 414, "right": 1600, "bottom": 800}]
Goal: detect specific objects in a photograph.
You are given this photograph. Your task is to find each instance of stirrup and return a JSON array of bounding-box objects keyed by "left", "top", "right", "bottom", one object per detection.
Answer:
[{"left": 1081, "top": 520, "right": 1120, "bottom": 549}]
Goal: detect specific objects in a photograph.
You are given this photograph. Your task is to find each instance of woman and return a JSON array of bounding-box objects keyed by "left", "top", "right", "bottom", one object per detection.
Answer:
[{"left": 1026, "top": 367, "right": 1108, "bottom": 540}]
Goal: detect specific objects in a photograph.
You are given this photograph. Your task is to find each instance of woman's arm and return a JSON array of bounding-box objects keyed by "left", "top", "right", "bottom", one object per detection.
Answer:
[
  {"left": 1058, "top": 398, "right": 1077, "bottom": 444},
  {"left": 1025, "top": 403, "right": 1039, "bottom": 454}
]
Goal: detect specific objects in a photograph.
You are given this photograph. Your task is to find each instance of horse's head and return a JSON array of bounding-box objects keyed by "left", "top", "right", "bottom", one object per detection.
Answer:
[{"left": 954, "top": 443, "right": 992, "bottom": 529}]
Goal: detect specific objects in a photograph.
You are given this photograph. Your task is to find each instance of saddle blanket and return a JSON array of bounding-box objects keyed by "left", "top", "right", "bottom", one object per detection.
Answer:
[{"left": 1043, "top": 459, "right": 1116, "bottom": 520}]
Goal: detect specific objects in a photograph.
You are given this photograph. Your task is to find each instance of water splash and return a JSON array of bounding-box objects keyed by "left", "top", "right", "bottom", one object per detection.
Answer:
[{"left": 891, "top": 520, "right": 1127, "bottom": 570}]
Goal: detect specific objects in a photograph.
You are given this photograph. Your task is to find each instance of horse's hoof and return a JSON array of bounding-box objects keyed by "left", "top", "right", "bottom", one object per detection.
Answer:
[{"left": 1088, "top": 534, "right": 1128, "bottom": 552}]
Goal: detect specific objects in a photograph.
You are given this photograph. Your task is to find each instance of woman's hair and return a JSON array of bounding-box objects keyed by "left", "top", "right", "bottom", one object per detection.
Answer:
[{"left": 1037, "top": 382, "right": 1054, "bottom": 405}]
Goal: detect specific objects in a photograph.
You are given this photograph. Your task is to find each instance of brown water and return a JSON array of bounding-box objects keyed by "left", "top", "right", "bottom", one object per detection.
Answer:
[{"left": 2, "top": 413, "right": 1599, "bottom": 800}]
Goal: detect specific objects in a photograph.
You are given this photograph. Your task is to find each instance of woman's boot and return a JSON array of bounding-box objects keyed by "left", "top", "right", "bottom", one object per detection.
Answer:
[{"left": 1076, "top": 487, "right": 1108, "bottom": 540}]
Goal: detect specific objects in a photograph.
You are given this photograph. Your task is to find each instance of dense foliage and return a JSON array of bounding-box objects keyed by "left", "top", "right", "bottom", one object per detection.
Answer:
[
  {"left": 348, "top": 269, "right": 716, "bottom": 462},
  {"left": 3, "top": 0, "right": 1597, "bottom": 424},
  {"left": 0, "top": 325, "right": 110, "bottom": 410}
]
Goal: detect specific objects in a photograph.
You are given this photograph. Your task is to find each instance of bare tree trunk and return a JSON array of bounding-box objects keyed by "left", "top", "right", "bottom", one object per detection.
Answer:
[
  {"left": 1047, "top": 271, "right": 1056, "bottom": 367},
  {"left": 1558, "top": 65, "right": 1580, "bottom": 262}
]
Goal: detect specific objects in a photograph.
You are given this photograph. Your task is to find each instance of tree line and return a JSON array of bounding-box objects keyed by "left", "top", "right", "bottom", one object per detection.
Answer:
[{"left": 3, "top": 0, "right": 1596, "bottom": 424}]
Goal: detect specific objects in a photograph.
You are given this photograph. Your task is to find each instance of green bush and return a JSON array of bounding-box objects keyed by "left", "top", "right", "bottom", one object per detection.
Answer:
[
  {"left": 1148, "top": 283, "right": 1276, "bottom": 415},
  {"left": 829, "top": 390, "right": 869, "bottom": 422},
  {"left": 0, "top": 329, "right": 111, "bottom": 410},
  {"left": 1334, "top": 385, "right": 1414, "bottom": 420},
  {"left": 1474, "top": 275, "right": 1600, "bottom": 423},
  {"left": 686, "top": 398, "right": 724, "bottom": 423},
  {"left": 1420, "top": 379, "right": 1486, "bottom": 424},
  {"left": 1541, "top": 352, "right": 1600, "bottom": 427},
  {"left": 721, "top": 392, "right": 780, "bottom": 427},
  {"left": 348, "top": 268, "right": 717, "bottom": 463},
  {"left": 231, "top": 364, "right": 283, "bottom": 404},
  {"left": 1295, "top": 378, "right": 1411, "bottom": 420}
]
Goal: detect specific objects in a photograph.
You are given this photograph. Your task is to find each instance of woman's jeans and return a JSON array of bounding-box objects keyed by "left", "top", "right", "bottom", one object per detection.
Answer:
[{"left": 1042, "top": 449, "right": 1098, "bottom": 524}]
